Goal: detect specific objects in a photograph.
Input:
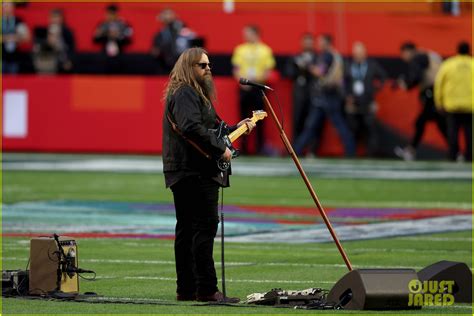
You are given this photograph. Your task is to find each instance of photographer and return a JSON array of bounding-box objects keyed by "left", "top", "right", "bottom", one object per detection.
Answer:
[
  {"left": 93, "top": 4, "right": 133, "bottom": 73},
  {"left": 285, "top": 33, "right": 318, "bottom": 142},
  {"left": 151, "top": 8, "right": 186, "bottom": 73},
  {"left": 33, "top": 8, "right": 75, "bottom": 74},
  {"left": 294, "top": 34, "right": 355, "bottom": 157},
  {"left": 394, "top": 42, "right": 448, "bottom": 161}
]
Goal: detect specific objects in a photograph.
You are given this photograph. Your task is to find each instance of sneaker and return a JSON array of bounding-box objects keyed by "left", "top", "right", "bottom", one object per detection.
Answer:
[
  {"left": 196, "top": 291, "right": 240, "bottom": 303},
  {"left": 394, "top": 146, "right": 415, "bottom": 161}
]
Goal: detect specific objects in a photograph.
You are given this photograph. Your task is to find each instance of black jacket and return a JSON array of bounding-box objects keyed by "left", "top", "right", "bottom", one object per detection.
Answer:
[
  {"left": 284, "top": 50, "right": 318, "bottom": 87},
  {"left": 345, "top": 59, "right": 387, "bottom": 107},
  {"left": 93, "top": 19, "right": 133, "bottom": 53},
  {"left": 162, "top": 85, "right": 227, "bottom": 187},
  {"left": 152, "top": 20, "right": 184, "bottom": 71},
  {"left": 404, "top": 53, "right": 430, "bottom": 90}
]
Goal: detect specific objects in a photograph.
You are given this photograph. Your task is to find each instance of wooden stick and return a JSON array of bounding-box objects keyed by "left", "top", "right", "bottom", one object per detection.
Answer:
[{"left": 261, "top": 91, "right": 353, "bottom": 271}]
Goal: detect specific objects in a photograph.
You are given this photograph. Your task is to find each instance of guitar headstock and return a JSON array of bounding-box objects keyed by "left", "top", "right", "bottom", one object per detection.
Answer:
[{"left": 251, "top": 110, "right": 268, "bottom": 122}]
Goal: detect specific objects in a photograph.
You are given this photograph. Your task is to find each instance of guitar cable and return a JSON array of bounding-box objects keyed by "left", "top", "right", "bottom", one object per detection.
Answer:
[
  {"left": 220, "top": 187, "right": 227, "bottom": 299},
  {"left": 260, "top": 88, "right": 285, "bottom": 131}
]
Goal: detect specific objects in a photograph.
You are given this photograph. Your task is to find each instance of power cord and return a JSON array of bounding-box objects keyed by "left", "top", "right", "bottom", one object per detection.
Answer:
[
  {"left": 220, "top": 187, "right": 226, "bottom": 298},
  {"left": 77, "top": 269, "right": 97, "bottom": 281}
]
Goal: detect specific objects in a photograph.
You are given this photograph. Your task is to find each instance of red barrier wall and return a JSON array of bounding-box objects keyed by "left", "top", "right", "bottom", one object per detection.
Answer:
[
  {"left": 2, "top": 75, "right": 239, "bottom": 153},
  {"left": 2, "top": 75, "right": 448, "bottom": 156},
  {"left": 15, "top": 2, "right": 471, "bottom": 56}
]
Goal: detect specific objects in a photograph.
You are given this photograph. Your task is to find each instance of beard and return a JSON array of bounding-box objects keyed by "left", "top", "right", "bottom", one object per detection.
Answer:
[{"left": 197, "top": 72, "right": 216, "bottom": 101}]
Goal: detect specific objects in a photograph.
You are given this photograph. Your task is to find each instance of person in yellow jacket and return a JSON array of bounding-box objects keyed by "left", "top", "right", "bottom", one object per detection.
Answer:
[
  {"left": 434, "top": 41, "right": 473, "bottom": 162},
  {"left": 232, "top": 25, "right": 275, "bottom": 154}
]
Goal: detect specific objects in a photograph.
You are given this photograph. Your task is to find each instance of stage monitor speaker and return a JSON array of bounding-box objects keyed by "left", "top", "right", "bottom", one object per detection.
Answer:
[
  {"left": 418, "top": 260, "right": 472, "bottom": 303},
  {"left": 326, "top": 269, "right": 421, "bottom": 310},
  {"left": 29, "top": 236, "right": 79, "bottom": 295}
]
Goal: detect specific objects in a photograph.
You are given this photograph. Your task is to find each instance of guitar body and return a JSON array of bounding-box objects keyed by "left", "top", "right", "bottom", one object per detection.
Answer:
[
  {"left": 214, "top": 110, "right": 267, "bottom": 171},
  {"left": 213, "top": 122, "right": 240, "bottom": 171}
]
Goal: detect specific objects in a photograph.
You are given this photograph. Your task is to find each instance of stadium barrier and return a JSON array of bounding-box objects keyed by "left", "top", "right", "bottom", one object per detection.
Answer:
[
  {"left": 2, "top": 75, "right": 449, "bottom": 156},
  {"left": 15, "top": 2, "right": 471, "bottom": 56}
]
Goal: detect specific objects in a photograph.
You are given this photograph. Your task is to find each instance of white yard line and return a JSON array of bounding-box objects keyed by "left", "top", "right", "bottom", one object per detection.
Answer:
[
  {"left": 122, "top": 276, "right": 335, "bottom": 284},
  {"left": 396, "top": 236, "right": 473, "bottom": 242},
  {"left": 3, "top": 157, "right": 471, "bottom": 180},
  {"left": 225, "top": 215, "right": 473, "bottom": 243},
  {"left": 0, "top": 256, "right": 427, "bottom": 270},
  {"left": 6, "top": 256, "right": 473, "bottom": 271},
  {"left": 6, "top": 245, "right": 467, "bottom": 254},
  {"left": 84, "top": 296, "right": 172, "bottom": 303}
]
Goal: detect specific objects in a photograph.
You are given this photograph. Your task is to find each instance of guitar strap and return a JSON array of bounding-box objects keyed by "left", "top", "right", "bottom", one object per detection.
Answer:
[{"left": 166, "top": 108, "right": 213, "bottom": 160}]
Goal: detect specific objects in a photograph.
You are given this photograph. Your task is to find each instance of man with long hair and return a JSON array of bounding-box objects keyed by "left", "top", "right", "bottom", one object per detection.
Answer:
[{"left": 162, "top": 47, "right": 254, "bottom": 302}]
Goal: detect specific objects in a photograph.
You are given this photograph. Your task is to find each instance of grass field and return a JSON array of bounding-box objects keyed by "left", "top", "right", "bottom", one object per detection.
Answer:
[{"left": 1, "top": 155, "right": 472, "bottom": 315}]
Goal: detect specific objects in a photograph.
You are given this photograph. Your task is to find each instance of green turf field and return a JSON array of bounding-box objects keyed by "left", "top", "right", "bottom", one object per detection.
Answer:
[
  {"left": 1, "top": 156, "right": 472, "bottom": 315},
  {"left": 2, "top": 169, "right": 471, "bottom": 208},
  {"left": 2, "top": 232, "right": 473, "bottom": 314}
]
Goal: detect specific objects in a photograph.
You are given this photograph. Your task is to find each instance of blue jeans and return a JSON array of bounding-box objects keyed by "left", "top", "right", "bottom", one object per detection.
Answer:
[
  {"left": 294, "top": 94, "right": 356, "bottom": 157},
  {"left": 2, "top": 61, "right": 19, "bottom": 74}
]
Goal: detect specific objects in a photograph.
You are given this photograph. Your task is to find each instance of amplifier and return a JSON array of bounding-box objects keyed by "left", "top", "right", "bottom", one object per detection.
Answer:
[{"left": 29, "top": 236, "right": 79, "bottom": 295}]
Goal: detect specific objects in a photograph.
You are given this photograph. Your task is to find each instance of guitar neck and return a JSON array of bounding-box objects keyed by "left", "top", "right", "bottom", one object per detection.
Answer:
[{"left": 228, "top": 117, "right": 259, "bottom": 143}]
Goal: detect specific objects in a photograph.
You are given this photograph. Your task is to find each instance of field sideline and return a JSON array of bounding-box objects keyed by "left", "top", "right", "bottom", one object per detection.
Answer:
[{"left": 1, "top": 154, "right": 472, "bottom": 314}]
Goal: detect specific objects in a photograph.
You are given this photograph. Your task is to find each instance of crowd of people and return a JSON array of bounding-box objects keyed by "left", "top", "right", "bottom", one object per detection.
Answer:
[
  {"left": 393, "top": 42, "right": 472, "bottom": 162},
  {"left": 2, "top": 2, "right": 472, "bottom": 161},
  {"left": 286, "top": 34, "right": 472, "bottom": 162},
  {"left": 2, "top": 3, "right": 204, "bottom": 75}
]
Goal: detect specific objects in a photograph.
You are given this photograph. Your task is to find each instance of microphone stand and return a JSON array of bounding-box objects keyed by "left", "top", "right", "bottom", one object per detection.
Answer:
[{"left": 259, "top": 89, "right": 353, "bottom": 271}]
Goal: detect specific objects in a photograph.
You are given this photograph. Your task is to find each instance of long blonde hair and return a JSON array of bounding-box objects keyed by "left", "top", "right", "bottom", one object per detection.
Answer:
[{"left": 163, "top": 47, "right": 214, "bottom": 106}]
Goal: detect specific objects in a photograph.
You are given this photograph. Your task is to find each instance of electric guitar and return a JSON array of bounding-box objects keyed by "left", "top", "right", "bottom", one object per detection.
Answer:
[{"left": 215, "top": 110, "right": 267, "bottom": 171}]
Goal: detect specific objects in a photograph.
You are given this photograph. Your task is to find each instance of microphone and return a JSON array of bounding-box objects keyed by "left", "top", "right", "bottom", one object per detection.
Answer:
[{"left": 239, "top": 78, "right": 274, "bottom": 91}]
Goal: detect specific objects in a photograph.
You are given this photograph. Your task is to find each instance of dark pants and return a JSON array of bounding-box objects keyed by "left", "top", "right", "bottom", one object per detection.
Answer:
[
  {"left": 2, "top": 61, "right": 19, "bottom": 74},
  {"left": 347, "top": 110, "right": 378, "bottom": 157},
  {"left": 294, "top": 94, "right": 356, "bottom": 157},
  {"left": 447, "top": 113, "right": 472, "bottom": 161},
  {"left": 239, "top": 87, "right": 265, "bottom": 154},
  {"left": 411, "top": 88, "right": 448, "bottom": 148},
  {"left": 170, "top": 176, "right": 220, "bottom": 296},
  {"left": 292, "top": 84, "right": 312, "bottom": 142}
]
